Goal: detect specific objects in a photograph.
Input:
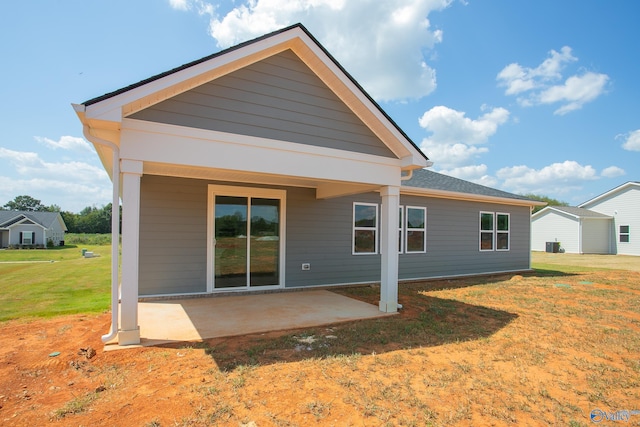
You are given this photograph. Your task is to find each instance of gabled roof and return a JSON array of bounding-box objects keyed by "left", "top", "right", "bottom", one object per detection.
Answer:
[
  {"left": 0, "top": 211, "right": 67, "bottom": 230},
  {"left": 532, "top": 206, "right": 612, "bottom": 220},
  {"left": 75, "top": 23, "right": 428, "bottom": 167},
  {"left": 401, "top": 169, "right": 544, "bottom": 206},
  {"left": 579, "top": 181, "right": 640, "bottom": 208}
]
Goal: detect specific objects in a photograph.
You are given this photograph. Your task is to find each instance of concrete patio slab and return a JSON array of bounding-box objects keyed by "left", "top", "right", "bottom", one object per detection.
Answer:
[{"left": 105, "top": 290, "right": 393, "bottom": 350}]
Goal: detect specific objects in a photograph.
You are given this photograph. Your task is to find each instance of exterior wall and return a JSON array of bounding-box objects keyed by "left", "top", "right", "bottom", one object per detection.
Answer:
[
  {"left": 129, "top": 50, "right": 395, "bottom": 158},
  {"left": 531, "top": 211, "right": 580, "bottom": 253},
  {"left": 46, "top": 219, "right": 66, "bottom": 246},
  {"left": 138, "top": 175, "right": 534, "bottom": 296},
  {"left": 581, "top": 219, "right": 611, "bottom": 254},
  {"left": 398, "top": 196, "right": 531, "bottom": 280},
  {"left": 582, "top": 187, "right": 640, "bottom": 255},
  {"left": 8, "top": 224, "right": 45, "bottom": 246},
  {"left": 139, "top": 175, "right": 209, "bottom": 295}
]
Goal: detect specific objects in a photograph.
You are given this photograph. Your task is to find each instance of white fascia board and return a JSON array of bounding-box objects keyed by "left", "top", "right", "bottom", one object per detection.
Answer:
[
  {"left": 402, "top": 186, "right": 544, "bottom": 208},
  {"left": 120, "top": 119, "right": 401, "bottom": 186}
]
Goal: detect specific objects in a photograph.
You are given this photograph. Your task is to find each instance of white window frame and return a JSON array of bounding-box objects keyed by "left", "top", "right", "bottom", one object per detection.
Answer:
[
  {"left": 405, "top": 206, "right": 427, "bottom": 254},
  {"left": 619, "top": 225, "right": 630, "bottom": 243},
  {"left": 21, "top": 231, "right": 34, "bottom": 245},
  {"left": 479, "top": 211, "right": 494, "bottom": 251},
  {"left": 479, "top": 212, "right": 510, "bottom": 252},
  {"left": 496, "top": 212, "right": 510, "bottom": 251},
  {"left": 353, "top": 202, "right": 378, "bottom": 255},
  {"left": 398, "top": 205, "right": 404, "bottom": 254}
]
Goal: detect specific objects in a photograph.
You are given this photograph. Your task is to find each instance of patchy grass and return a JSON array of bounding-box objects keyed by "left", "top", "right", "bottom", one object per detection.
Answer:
[{"left": 1, "top": 252, "right": 639, "bottom": 426}]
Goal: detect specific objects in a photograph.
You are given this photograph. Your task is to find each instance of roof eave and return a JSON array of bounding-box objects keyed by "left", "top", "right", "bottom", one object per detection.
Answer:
[{"left": 401, "top": 186, "right": 545, "bottom": 207}]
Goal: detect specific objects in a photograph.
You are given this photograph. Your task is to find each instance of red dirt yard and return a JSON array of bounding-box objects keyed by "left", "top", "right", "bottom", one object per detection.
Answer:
[{"left": 1, "top": 258, "right": 639, "bottom": 426}]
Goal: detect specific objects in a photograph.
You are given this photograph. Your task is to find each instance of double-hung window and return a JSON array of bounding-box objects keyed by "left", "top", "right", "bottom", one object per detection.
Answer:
[
  {"left": 496, "top": 213, "right": 510, "bottom": 250},
  {"left": 405, "top": 206, "right": 426, "bottom": 253},
  {"left": 619, "top": 225, "right": 630, "bottom": 243},
  {"left": 480, "top": 212, "right": 510, "bottom": 251},
  {"left": 480, "top": 212, "right": 494, "bottom": 251},
  {"left": 353, "top": 203, "right": 378, "bottom": 254}
]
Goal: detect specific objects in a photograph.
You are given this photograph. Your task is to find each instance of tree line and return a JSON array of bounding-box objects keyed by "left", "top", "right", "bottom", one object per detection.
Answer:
[{"left": 2, "top": 195, "right": 120, "bottom": 234}]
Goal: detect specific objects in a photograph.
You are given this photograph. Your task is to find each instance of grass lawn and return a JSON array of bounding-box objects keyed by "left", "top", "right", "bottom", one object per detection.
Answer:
[{"left": 0, "top": 244, "right": 111, "bottom": 320}]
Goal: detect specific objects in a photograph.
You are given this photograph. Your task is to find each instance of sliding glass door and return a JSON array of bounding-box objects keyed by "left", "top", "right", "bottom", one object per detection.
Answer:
[{"left": 209, "top": 186, "right": 285, "bottom": 290}]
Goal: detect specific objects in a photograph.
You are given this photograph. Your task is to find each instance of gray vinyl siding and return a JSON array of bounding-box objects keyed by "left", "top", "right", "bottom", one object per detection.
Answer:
[
  {"left": 138, "top": 176, "right": 533, "bottom": 295},
  {"left": 139, "top": 175, "right": 209, "bottom": 295},
  {"left": 398, "top": 196, "right": 532, "bottom": 279},
  {"left": 129, "top": 50, "right": 395, "bottom": 158},
  {"left": 286, "top": 189, "right": 381, "bottom": 286}
]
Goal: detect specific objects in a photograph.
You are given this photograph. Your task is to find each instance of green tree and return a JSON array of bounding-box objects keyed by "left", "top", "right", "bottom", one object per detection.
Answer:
[
  {"left": 523, "top": 193, "right": 569, "bottom": 214},
  {"left": 3, "top": 195, "right": 47, "bottom": 211}
]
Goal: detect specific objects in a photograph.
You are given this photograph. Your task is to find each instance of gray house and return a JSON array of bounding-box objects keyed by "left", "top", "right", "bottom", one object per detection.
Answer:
[
  {"left": 73, "top": 24, "right": 542, "bottom": 346},
  {"left": 0, "top": 211, "right": 67, "bottom": 248}
]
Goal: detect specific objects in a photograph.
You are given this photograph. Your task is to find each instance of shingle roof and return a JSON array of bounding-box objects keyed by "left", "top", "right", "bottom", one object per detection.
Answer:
[
  {"left": 0, "top": 211, "right": 65, "bottom": 229},
  {"left": 402, "top": 168, "right": 535, "bottom": 202},
  {"left": 547, "top": 206, "right": 612, "bottom": 218}
]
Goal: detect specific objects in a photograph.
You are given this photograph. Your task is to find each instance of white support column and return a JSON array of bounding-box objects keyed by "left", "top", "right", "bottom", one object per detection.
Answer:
[
  {"left": 119, "top": 159, "right": 143, "bottom": 345},
  {"left": 379, "top": 185, "right": 400, "bottom": 313}
]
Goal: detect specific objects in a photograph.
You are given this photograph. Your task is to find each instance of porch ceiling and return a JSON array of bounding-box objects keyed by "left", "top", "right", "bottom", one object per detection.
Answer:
[{"left": 105, "top": 290, "right": 393, "bottom": 350}]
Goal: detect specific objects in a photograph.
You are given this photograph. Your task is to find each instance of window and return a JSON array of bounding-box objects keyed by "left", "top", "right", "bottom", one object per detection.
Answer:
[
  {"left": 480, "top": 212, "right": 510, "bottom": 251},
  {"left": 620, "top": 225, "right": 630, "bottom": 243},
  {"left": 353, "top": 203, "right": 378, "bottom": 254},
  {"left": 21, "top": 231, "right": 34, "bottom": 245},
  {"left": 496, "top": 213, "right": 510, "bottom": 251},
  {"left": 480, "top": 212, "right": 494, "bottom": 251},
  {"left": 405, "top": 206, "right": 426, "bottom": 253}
]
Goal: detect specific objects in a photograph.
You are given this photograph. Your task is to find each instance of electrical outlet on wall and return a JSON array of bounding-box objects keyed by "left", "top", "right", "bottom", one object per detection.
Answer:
[{"left": 301, "top": 263, "right": 311, "bottom": 271}]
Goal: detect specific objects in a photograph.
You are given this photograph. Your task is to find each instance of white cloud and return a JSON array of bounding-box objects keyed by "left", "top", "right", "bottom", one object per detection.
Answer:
[
  {"left": 169, "top": 0, "right": 190, "bottom": 11},
  {"left": 0, "top": 147, "right": 111, "bottom": 211},
  {"left": 169, "top": 0, "right": 214, "bottom": 15},
  {"left": 189, "top": 0, "right": 452, "bottom": 101},
  {"left": 418, "top": 105, "right": 509, "bottom": 169},
  {"left": 497, "top": 46, "right": 608, "bottom": 114},
  {"left": 437, "top": 164, "right": 498, "bottom": 187},
  {"left": 621, "top": 129, "right": 640, "bottom": 151},
  {"left": 601, "top": 166, "right": 625, "bottom": 178},
  {"left": 35, "top": 136, "right": 93, "bottom": 152},
  {"left": 497, "top": 46, "right": 576, "bottom": 96},
  {"left": 0, "top": 147, "right": 107, "bottom": 183},
  {"left": 0, "top": 176, "right": 111, "bottom": 213},
  {"left": 496, "top": 160, "right": 598, "bottom": 195},
  {"left": 537, "top": 72, "right": 609, "bottom": 115}
]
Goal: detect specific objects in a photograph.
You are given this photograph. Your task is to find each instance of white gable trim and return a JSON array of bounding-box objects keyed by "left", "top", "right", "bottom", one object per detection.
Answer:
[
  {"left": 579, "top": 182, "right": 640, "bottom": 208},
  {"left": 77, "top": 25, "right": 427, "bottom": 170}
]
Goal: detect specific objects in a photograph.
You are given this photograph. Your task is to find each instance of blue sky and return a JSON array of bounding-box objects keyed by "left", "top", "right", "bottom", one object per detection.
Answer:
[{"left": 1, "top": 0, "right": 639, "bottom": 212}]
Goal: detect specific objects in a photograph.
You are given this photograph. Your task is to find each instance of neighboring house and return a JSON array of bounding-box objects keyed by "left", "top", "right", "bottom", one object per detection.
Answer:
[
  {"left": 532, "top": 181, "right": 640, "bottom": 255},
  {"left": 73, "top": 24, "right": 543, "bottom": 346},
  {"left": 0, "top": 211, "right": 67, "bottom": 248}
]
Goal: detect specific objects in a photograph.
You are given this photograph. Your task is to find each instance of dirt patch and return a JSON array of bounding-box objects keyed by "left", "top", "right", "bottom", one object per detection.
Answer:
[{"left": 1, "top": 268, "right": 639, "bottom": 426}]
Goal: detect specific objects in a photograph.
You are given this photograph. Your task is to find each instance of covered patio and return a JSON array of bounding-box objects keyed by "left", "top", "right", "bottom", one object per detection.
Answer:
[{"left": 105, "top": 290, "right": 394, "bottom": 350}]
